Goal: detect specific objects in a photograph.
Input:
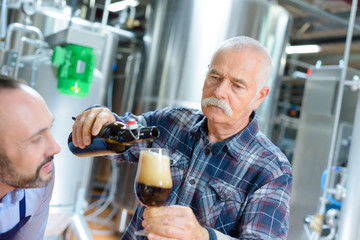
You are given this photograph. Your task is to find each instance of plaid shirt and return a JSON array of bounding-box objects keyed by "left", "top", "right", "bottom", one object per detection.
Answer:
[{"left": 112, "top": 107, "right": 292, "bottom": 240}]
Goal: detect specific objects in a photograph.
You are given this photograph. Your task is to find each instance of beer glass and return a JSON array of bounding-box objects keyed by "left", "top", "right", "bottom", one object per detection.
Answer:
[{"left": 134, "top": 148, "right": 173, "bottom": 236}]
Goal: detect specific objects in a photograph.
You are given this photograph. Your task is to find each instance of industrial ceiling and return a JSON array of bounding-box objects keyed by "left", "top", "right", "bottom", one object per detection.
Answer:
[{"left": 278, "top": 0, "right": 360, "bottom": 70}]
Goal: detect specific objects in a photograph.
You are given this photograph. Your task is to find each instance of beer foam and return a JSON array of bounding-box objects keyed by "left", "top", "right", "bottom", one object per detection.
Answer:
[{"left": 137, "top": 151, "right": 173, "bottom": 188}]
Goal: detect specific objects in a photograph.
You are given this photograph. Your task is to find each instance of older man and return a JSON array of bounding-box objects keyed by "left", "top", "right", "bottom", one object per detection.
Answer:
[
  {"left": 72, "top": 36, "right": 292, "bottom": 239},
  {"left": 0, "top": 75, "right": 61, "bottom": 239}
]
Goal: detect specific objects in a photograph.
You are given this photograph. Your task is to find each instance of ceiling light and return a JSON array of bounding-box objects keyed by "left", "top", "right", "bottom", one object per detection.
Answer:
[
  {"left": 286, "top": 45, "right": 322, "bottom": 55},
  {"left": 107, "top": 0, "right": 139, "bottom": 12}
]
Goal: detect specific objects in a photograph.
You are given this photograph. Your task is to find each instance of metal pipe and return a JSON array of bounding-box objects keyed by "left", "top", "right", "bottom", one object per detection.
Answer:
[
  {"left": 69, "top": 0, "right": 78, "bottom": 27},
  {"left": 1, "top": 0, "right": 8, "bottom": 49},
  {"left": 279, "top": 0, "right": 360, "bottom": 32},
  {"left": 13, "top": 37, "right": 48, "bottom": 78},
  {"left": 312, "top": 0, "right": 358, "bottom": 239},
  {"left": 30, "top": 50, "right": 51, "bottom": 88},
  {"left": 336, "top": 2, "right": 360, "bottom": 239},
  {"left": 337, "top": 85, "right": 360, "bottom": 239},
  {"left": 14, "top": 37, "right": 26, "bottom": 78},
  {"left": 4, "top": 23, "right": 44, "bottom": 51},
  {"left": 102, "top": 0, "right": 111, "bottom": 26},
  {"left": 70, "top": 213, "right": 94, "bottom": 240}
]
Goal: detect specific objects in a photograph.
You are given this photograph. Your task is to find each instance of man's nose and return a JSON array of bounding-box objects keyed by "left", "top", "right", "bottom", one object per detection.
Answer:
[
  {"left": 48, "top": 134, "right": 61, "bottom": 156},
  {"left": 213, "top": 79, "right": 230, "bottom": 99}
]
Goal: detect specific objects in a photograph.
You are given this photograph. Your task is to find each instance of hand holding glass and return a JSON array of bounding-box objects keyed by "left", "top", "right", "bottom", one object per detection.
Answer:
[{"left": 134, "top": 148, "right": 173, "bottom": 236}]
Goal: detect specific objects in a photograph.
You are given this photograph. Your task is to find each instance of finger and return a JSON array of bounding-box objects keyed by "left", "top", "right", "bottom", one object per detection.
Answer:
[
  {"left": 145, "top": 217, "right": 208, "bottom": 240},
  {"left": 72, "top": 108, "right": 115, "bottom": 148},
  {"left": 73, "top": 108, "right": 99, "bottom": 148},
  {"left": 71, "top": 117, "right": 79, "bottom": 147},
  {"left": 144, "top": 205, "right": 188, "bottom": 218},
  {"left": 143, "top": 214, "right": 190, "bottom": 233},
  {"left": 147, "top": 232, "right": 179, "bottom": 240},
  {"left": 143, "top": 207, "right": 208, "bottom": 240},
  {"left": 145, "top": 222, "right": 183, "bottom": 240},
  {"left": 80, "top": 108, "right": 105, "bottom": 146},
  {"left": 91, "top": 108, "right": 115, "bottom": 136},
  {"left": 72, "top": 111, "right": 88, "bottom": 148}
]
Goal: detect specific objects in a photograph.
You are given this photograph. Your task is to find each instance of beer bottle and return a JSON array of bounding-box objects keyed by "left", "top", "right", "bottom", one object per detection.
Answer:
[{"left": 68, "top": 119, "right": 159, "bottom": 157}]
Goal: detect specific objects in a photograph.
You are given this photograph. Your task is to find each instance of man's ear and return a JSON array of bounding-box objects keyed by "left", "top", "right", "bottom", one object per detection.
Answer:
[{"left": 252, "top": 86, "right": 270, "bottom": 110}]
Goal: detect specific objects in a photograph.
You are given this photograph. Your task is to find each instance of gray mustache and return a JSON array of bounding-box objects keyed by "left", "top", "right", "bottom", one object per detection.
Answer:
[{"left": 202, "top": 96, "right": 232, "bottom": 116}]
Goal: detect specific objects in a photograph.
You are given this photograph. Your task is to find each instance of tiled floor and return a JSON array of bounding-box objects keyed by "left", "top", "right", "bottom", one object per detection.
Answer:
[
  {"left": 65, "top": 211, "right": 123, "bottom": 240},
  {"left": 88, "top": 222, "right": 122, "bottom": 240}
]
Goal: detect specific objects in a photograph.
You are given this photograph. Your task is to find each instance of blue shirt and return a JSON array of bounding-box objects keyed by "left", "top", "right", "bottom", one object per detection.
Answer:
[
  {"left": 111, "top": 107, "right": 292, "bottom": 239},
  {"left": 0, "top": 167, "right": 54, "bottom": 240}
]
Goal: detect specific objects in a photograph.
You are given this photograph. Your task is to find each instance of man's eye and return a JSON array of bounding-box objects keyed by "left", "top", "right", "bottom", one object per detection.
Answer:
[
  {"left": 211, "top": 76, "right": 219, "bottom": 81},
  {"left": 32, "top": 136, "right": 42, "bottom": 143}
]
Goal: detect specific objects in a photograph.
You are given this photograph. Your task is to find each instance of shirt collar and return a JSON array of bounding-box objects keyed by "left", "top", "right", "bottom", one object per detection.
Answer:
[
  {"left": 0, "top": 188, "right": 25, "bottom": 208},
  {"left": 190, "top": 111, "right": 259, "bottom": 159},
  {"left": 226, "top": 111, "right": 259, "bottom": 159},
  {"left": 189, "top": 115, "right": 207, "bottom": 134}
]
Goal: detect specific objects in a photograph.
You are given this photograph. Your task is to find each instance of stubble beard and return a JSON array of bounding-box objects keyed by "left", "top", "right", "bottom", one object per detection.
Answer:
[{"left": 0, "top": 154, "right": 54, "bottom": 188}]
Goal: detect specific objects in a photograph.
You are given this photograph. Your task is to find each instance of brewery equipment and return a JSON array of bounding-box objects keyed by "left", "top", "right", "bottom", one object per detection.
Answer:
[
  {"left": 121, "top": 0, "right": 291, "bottom": 138},
  {"left": 288, "top": 64, "right": 360, "bottom": 240}
]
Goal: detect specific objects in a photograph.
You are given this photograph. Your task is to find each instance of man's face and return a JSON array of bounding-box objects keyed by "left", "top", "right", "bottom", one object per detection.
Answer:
[
  {"left": 0, "top": 85, "right": 61, "bottom": 188},
  {"left": 201, "top": 49, "right": 269, "bottom": 127}
]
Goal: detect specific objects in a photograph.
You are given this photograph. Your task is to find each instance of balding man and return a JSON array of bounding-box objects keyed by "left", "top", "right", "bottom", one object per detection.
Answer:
[{"left": 0, "top": 75, "right": 61, "bottom": 240}]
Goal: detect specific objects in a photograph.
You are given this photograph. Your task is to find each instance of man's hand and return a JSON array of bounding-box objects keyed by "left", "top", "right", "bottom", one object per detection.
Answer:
[
  {"left": 142, "top": 205, "right": 210, "bottom": 240},
  {"left": 72, "top": 107, "right": 115, "bottom": 148}
]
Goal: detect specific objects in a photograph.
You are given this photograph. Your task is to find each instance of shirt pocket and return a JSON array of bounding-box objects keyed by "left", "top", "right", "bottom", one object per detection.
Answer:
[
  {"left": 201, "top": 177, "right": 245, "bottom": 229},
  {"left": 169, "top": 148, "right": 190, "bottom": 183}
]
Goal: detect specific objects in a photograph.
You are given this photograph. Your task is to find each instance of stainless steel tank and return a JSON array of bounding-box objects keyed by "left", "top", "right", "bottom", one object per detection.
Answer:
[{"left": 127, "top": 0, "right": 291, "bottom": 137}]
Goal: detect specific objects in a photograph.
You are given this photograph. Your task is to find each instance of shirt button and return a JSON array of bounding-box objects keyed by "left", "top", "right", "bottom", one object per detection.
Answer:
[
  {"left": 204, "top": 148, "right": 211, "bottom": 155},
  {"left": 220, "top": 194, "right": 226, "bottom": 201},
  {"left": 189, "top": 179, "right": 196, "bottom": 185}
]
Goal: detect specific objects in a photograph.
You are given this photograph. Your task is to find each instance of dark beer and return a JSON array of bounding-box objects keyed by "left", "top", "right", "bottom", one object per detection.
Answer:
[
  {"left": 134, "top": 149, "right": 172, "bottom": 207},
  {"left": 135, "top": 183, "right": 172, "bottom": 207}
]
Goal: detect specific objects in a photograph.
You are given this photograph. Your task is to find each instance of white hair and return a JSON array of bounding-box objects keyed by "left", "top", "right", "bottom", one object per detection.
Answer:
[{"left": 211, "top": 36, "right": 272, "bottom": 91}]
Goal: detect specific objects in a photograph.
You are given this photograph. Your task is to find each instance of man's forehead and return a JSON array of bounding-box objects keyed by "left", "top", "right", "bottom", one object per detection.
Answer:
[{"left": 0, "top": 88, "right": 50, "bottom": 140}]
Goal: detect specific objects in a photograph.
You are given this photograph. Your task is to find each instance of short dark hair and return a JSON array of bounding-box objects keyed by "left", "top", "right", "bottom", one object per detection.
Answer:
[{"left": 0, "top": 74, "right": 28, "bottom": 90}]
